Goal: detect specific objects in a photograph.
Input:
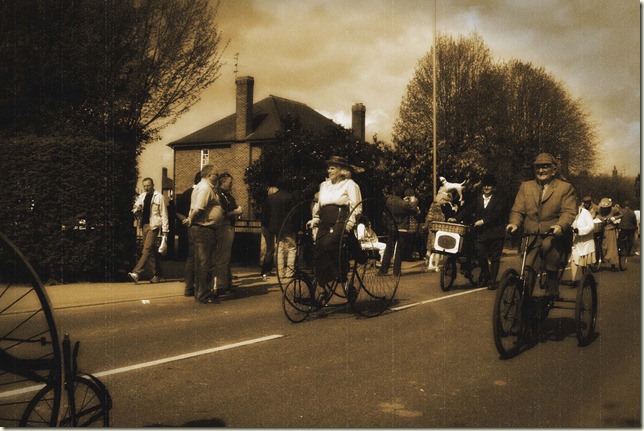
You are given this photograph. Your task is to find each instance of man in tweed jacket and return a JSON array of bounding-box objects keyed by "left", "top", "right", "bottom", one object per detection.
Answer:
[{"left": 507, "top": 153, "right": 577, "bottom": 299}]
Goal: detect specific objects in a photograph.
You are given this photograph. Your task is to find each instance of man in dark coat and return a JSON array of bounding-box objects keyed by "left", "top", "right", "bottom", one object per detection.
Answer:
[
  {"left": 454, "top": 174, "right": 508, "bottom": 287},
  {"left": 379, "top": 184, "right": 420, "bottom": 277},
  {"left": 618, "top": 200, "right": 638, "bottom": 256},
  {"left": 261, "top": 177, "right": 295, "bottom": 280}
]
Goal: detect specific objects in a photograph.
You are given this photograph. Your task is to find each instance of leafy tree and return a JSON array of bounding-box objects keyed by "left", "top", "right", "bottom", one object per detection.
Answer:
[
  {"left": 245, "top": 116, "right": 384, "bottom": 214},
  {"left": 391, "top": 32, "right": 598, "bottom": 205},
  {"left": 0, "top": 0, "right": 226, "bottom": 280}
]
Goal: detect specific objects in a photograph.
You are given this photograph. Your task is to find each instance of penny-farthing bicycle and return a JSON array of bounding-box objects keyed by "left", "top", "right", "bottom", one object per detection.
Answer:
[
  {"left": 278, "top": 198, "right": 400, "bottom": 322},
  {"left": 0, "top": 233, "right": 111, "bottom": 426}
]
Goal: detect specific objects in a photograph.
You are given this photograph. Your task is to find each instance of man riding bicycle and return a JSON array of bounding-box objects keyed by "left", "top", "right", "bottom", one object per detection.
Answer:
[
  {"left": 450, "top": 174, "right": 508, "bottom": 288},
  {"left": 506, "top": 153, "right": 577, "bottom": 300}
]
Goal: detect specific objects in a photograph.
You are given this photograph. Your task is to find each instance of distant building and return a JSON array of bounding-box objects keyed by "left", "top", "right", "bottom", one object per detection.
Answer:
[
  {"left": 168, "top": 76, "right": 366, "bottom": 261},
  {"left": 169, "top": 76, "right": 366, "bottom": 225}
]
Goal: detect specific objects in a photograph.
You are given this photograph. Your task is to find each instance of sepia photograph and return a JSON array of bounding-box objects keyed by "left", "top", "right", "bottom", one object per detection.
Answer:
[{"left": 0, "top": 0, "right": 640, "bottom": 427}]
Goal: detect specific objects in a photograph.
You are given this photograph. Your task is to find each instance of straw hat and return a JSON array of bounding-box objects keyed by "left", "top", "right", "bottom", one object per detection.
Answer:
[
  {"left": 325, "top": 155, "right": 364, "bottom": 173},
  {"left": 599, "top": 198, "right": 612, "bottom": 208}
]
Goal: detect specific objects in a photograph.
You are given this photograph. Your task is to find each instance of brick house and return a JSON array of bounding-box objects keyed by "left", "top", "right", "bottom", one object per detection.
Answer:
[{"left": 168, "top": 76, "right": 366, "bottom": 262}]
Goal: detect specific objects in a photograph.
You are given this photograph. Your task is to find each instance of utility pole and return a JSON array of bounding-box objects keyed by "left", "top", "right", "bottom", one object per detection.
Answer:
[{"left": 432, "top": 0, "right": 438, "bottom": 197}]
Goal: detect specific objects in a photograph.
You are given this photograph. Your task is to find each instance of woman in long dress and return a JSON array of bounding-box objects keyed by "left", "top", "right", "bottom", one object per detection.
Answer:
[
  {"left": 570, "top": 204, "right": 595, "bottom": 284},
  {"left": 307, "top": 156, "right": 363, "bottom": 285},
  {"left": 597, "top": 197, "right": 622, "bottom": 272}
]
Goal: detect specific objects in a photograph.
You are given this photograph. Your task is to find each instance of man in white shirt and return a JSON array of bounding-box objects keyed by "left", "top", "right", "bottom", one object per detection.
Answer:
[{"left": 129, "top": 178, "right": 169, "bottom": 284}]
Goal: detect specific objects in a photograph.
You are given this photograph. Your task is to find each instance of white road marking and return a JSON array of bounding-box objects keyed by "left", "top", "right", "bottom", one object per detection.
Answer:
[
  {"left": 391, "top": 288, "right": 487, "bottom": 311},
  {"left": 0, "top": 334, "right": 283, "bottom": 399}
]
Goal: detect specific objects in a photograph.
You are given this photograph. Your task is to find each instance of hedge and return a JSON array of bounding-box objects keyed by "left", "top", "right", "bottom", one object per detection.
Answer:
[{"left": 0, "top": 134, "right": 139, "bottom": 283}]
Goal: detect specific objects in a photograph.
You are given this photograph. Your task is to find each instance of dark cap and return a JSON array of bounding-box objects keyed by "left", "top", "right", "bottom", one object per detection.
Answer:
[
  {"left": 533, "top": 152, "right": 557, "bottom": 165},
  {"left": 481, "top": 174, "right": 497, "bottom": 187}
]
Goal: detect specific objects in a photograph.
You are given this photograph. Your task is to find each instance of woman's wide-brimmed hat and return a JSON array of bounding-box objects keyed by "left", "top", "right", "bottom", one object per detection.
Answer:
[
  {"left": 325, "top": 155, "right": 364, "bottom": 173},
  {"left": 599, "top": 197, "right": 612, "bottom": 208}
]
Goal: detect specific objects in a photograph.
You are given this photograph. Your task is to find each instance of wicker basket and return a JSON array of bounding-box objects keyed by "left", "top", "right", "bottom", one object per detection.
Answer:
[{"left": 430, "top": 221, "right": 469, "bottom": 235}]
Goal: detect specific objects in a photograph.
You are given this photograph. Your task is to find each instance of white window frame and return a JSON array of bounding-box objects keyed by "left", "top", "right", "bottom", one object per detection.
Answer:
[{"left": 200, "top": 149, "right": 209, "bottom": 169}]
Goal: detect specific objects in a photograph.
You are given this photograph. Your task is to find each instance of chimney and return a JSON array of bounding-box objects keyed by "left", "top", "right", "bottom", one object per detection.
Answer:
[
  {"left": 235, "top": 76, "right": 254, "bottom": 140},
  {"left": 351, "top": 103, "right": 366, "bottom": 142}
]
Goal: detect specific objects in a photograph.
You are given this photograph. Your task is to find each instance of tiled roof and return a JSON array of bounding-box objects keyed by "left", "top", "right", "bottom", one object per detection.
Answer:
[{"left": 168, "top": 95, "right": 336, "bottom": 147}]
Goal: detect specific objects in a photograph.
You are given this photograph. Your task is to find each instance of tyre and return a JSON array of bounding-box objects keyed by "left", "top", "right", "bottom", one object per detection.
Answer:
[
  {"left": 575, "top": 273, "right": 597, "bottom": 346},
  {"left": 0, "top": 233, "right": 62, "bottom": 427},
  {"left": 492, "top": 270, "right": 525, "bottom": 359},
  {"left": 343, "top": 198, "right": 400, "bottom": 317},
  {"left": 282, "top": 276, "right": 314, "bottom": 323},
  {"left": 23, "top": 375, "right": 111, "bottom": 427},
  {"left": 618, "top": 240, "right": 628, "bottom": 271},
  {"left": 440, "top": 256, "right": 456, "bottom": 291},
  {"left": 465, "top": 256, "right": 483, "bottom": 288}
]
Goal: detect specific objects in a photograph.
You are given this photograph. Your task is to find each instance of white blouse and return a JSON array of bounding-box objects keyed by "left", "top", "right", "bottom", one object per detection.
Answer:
[{"left": 312, "top": 178, "right": 362, "bottom": 229}]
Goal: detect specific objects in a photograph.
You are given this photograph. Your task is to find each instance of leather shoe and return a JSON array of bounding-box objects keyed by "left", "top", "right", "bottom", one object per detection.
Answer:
[
  {"left": 184, "top": 290, "right": 195, "bottom": 297},
  {"left": 150, "top": 276, "right": 164, "bottom": 284}
]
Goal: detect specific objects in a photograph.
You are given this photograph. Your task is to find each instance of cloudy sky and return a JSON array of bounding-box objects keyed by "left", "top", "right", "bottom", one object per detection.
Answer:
[{"left": 141, "top": 0, "right": 640, "bottom": 187}]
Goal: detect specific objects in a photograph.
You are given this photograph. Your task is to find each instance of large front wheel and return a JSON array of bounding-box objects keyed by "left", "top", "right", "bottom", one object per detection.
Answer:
[
  {"left": 575, "top": 273, "right": 598, "bottom": 346},
  {"left": 342, "top": 198, "right": 400, "bottom": 317},
  {"left": 492, "top": 270, "right": 525, "bottom": 359}
]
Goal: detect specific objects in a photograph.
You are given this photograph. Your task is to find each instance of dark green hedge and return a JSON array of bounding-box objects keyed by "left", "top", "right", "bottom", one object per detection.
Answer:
[{"left": 0, "top": 135, "right": 138, "bottom": 283}]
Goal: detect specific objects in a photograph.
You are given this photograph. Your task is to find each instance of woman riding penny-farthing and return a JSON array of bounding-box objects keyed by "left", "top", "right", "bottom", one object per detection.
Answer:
[{"left": 278, "top": 157, "right": 399, "bottom": 322}]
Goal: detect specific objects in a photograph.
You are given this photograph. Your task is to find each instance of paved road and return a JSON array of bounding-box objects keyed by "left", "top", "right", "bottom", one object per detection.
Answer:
[{"left": 51, "top": 256, "right": 640, "bottom": 427}]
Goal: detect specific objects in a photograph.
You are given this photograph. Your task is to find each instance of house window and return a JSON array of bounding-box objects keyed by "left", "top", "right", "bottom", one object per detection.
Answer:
[{"left": 200, "top": 150, "right": 209, "bottom": 169}]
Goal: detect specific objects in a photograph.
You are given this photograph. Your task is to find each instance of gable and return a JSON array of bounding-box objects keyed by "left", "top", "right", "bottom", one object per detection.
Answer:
[{"left": 169, "top": 95, "right": 336, "bottom": 147}]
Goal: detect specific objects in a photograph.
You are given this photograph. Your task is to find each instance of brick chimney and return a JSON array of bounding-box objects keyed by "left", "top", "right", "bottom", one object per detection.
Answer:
[
  {"left": 351, "top": 103, "right": 366, "bottom": 142},
  {"left": 235, "top": 76, "right": 254, "bottom": 140}
]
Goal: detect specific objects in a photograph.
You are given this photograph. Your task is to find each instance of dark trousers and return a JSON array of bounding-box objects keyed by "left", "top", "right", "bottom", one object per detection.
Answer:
[
  {"left": 380, "top": 231, "right": 412, "bottom": 276},
  {"left": 192, "top": 225, "right": 218, "bottom": 302},
  {"left": 184, "top": 228, "right": 195, "bottom": 294},
  {"left": 261, "top": 227, "right": 276, "bottom": 275},
  {"left": 618, "top": 229, "right": 635, "bottom": 255}
]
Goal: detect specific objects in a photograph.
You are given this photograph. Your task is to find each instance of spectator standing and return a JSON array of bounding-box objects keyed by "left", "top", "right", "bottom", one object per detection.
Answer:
[
  {"left": 507, "top": 153, "right": 577, "bottom": 299},
  {"left": 618, "top": 200, "right": 638, "bottom": 256},
  {"left": 453, "top": 174, "right": 508, "bottom": 287},
  {"left": 183, "top": 164, "right": 222, "bottom": 304},
  {"left": 260, "top": 185, "right": 279, "bottom": 279},
  {"left": 215, "top": 173, "right": 243, "bottom": 293},
  {"left": 570, "top": 203, "right": 595, "bottom": 285},
  {"left": 404, "top": 188, "right": 421, "bottom": 260},
  {"left": 597, "top": 198, "right": 621, "bottom": 271},
  {"left": 129, "top": 178, "right": 169, "bottom": 284},
  {"left": 176, "top": 171, "right": 201, "bottom": 296},
  {"left": 379, "top": 184, "right": 420, "bottom": 277},
  {"left": 264, "top": 178, "right": 296, "bottom": 280}
]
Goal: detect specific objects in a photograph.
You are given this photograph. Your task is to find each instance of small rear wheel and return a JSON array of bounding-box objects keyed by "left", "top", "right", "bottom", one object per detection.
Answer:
[
  {"left": 575, "top": 273, "right": 597, "bottom": 346},
  {"left": 492, "top": 270, "right": 525, "bottom": 359},
  {"left": 440, "top": 256, "right": 456, "bottom": 291},
  {"left": 282, "top": 276, "right": 314, "bottom": 323}
]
